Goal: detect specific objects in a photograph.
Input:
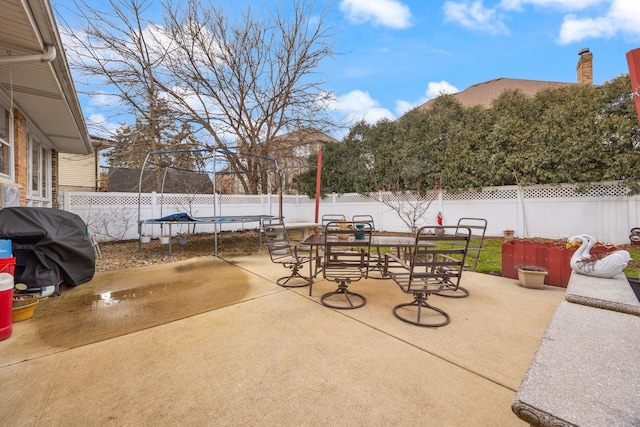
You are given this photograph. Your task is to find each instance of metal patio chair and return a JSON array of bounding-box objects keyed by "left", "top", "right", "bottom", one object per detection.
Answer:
[
  {"left": 312, "top": 214, "right": 347, "bottom": 278},
  {"left": 352, "top": 214, "right": 384, "bottom": 276},
  {"left": 383, "top": 225, "right": 471, "bottom": 327},
  {"left": 261, "top": 217, "right": 312, "bottom": 288},
  {"left": 319, "top": 221, "right": 373, "bottom": 309},
  {"left": 452, "top": 217, "right": 487, "bottom": 272}
]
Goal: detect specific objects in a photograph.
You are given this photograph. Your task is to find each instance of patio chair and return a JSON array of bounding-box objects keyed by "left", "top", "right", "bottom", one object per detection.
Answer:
[
  {"left": 382, "top": 225, "right": 471, "bottom": 327},
  {"left": 322, "top": 214, "right": 346, "bottom": 228},
  {"left": 261, "top": 217, "right": 312, "bottom": 288},
  {"left": 452, "top": 217, "right": 487, "bottom": 271},
  {"left": 319, "top": 221, "right": 373, "bottom": 309},
  {"left": 313, "top": 214, "right": 347, "bottom": 278},
  {"left": 352, "top": 214, "right": 383, "bottom": 275}
]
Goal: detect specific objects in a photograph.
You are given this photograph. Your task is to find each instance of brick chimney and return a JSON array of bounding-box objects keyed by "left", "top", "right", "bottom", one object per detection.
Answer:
[{"left": 577, "top": 48, "right": 593, "bottom": 85}]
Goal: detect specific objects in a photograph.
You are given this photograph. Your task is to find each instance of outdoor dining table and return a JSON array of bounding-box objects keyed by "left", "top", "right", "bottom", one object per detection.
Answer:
[{"left": 301, "top": 232, "right": 428, "bottom": 283}]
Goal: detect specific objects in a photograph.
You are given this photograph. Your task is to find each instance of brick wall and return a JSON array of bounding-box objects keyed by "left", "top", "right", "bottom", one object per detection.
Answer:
[
  {"left": 52, "top": 149, "right": 58, "bottom": 208},
  {"left": 13, "top": 109, "right": 27, "bottom": 206},
  {"left": 577, "top": 50, "right": 593, "bottom": 85}
]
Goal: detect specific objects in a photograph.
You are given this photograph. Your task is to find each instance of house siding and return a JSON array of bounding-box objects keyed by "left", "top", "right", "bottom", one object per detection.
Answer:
[{"left": 58, "top": 153, "right": 95, "bottom": 192}]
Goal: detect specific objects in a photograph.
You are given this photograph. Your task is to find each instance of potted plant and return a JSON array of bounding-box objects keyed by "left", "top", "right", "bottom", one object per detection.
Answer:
[
  {"left": 515, "top": 264, "right": 548, "bottom": 289},
  {"left": 503, "top": 229, "right": 515, "bottom": 239},
  {"left": 12, "top": 294, "right": 39, "bottom": 322},
  {"left": 338, "top": 222, "right": 351, "bottom": 240}
]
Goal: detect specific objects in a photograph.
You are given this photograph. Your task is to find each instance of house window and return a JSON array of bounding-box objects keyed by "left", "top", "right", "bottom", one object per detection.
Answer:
[
  {"left": 0, "top": 106, "right": 11, "bottom": 177},
  {"left": 293, "top": 144, "right": 311, "bottom": 157},
  {"left": 27, "top": 135, "right": 51, "bottom": 207}
]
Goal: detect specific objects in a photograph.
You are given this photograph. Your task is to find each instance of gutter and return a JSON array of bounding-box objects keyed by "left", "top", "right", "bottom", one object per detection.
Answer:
[{"left": 0, "top": 45, "right": 56, "bottom": 64}]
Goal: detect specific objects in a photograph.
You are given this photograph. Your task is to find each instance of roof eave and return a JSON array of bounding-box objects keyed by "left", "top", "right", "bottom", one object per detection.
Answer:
[{"left": 33, "top": 0, "right": 92, "bottom": 155}]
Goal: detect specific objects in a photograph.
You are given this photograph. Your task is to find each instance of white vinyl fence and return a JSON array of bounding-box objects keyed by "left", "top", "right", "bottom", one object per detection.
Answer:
[{"left": 59, "top": 181, "right": 640, "bottom": 245}]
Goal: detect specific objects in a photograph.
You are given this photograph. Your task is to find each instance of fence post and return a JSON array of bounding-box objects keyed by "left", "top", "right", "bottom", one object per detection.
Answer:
[
  {"left": 630, "top": 194, "right": 638, "bottom": 244},
  {"left": 60, "top": 190, "right": 70, "bottom": 210},
  {"left": 516, "top": 185, "right": 527, "bottom": 239}
]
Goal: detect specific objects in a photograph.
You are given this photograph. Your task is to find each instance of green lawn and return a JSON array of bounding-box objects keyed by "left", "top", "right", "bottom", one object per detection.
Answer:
[{"left": 293, "top": 229, "right": 640, "bottom": 279}]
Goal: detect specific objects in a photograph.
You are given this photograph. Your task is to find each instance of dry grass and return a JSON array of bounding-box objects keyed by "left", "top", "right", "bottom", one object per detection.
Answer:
[{"left": 95, "top": 231, "right": 261, "bottom": 273}]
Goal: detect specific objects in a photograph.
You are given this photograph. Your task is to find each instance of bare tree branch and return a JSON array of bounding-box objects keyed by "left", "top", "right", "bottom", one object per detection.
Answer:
[{"left": 61, "top": 0, "right": 337, "bottom": 194}]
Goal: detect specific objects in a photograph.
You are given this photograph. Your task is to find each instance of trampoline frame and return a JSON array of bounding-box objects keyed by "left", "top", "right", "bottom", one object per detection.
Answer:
[{"left": 136, "top": 148, "right": 282, "bottom": 256}]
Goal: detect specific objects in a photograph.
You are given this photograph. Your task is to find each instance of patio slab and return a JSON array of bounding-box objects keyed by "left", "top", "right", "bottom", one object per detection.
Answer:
[{"left": 0, "top": 253, "right": 565, "bottom": 426}]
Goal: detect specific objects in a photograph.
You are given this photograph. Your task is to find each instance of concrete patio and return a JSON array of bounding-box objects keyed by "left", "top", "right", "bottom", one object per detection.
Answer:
[{"left": 0, "top": 252, "right": 565, "bottom": 426}]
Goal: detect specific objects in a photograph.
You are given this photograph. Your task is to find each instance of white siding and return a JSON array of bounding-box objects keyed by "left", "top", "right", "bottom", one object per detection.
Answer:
[{"left": 59, "top": 153, "right": 95, "bottom": 190}]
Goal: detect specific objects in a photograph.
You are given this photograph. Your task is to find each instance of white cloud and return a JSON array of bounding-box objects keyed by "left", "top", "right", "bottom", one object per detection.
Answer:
[
  {"left": 395, "top": 100, "right": 415, "bottom": 116},
  {"left": 499, "top": 0, "right": 607, "bottom": 11},
  {"left": 395, "top": 81, "right": 460, "bottom": 115},
  {"left": 557, "top": 15, "right": 614, "bottom": 44},
  {"left": 85, "top": 113, "right": 120, "bottom": 137},
  {"left": 425, "top": 81, "right": 460, "bottom": 99},
  {"left": 445, "top": 0, "right": 639, "bottom": 44},
  {"left": 557, "top": 0, "right": 640, "bottom": 44},
  {"left": 329, "top": 90, "right": 395, "bottom": 124},
  {"left": 443, "top": 1, "right": 509, "bottom": 35},
  {"left": 88, "top": 92, "right": 121, "bottom": 108},
  {"left": 340, "top": 0, "right": 412, "bottom": 29}
]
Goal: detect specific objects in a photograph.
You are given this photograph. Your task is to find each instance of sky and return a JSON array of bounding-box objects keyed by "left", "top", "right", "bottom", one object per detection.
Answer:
[{"left": 51, "top": 0, "right": 640, "bottom": 139}]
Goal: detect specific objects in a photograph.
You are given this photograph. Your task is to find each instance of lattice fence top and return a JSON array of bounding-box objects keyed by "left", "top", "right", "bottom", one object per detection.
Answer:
[
  {"left": 523, "top": 184, "right": 630, "bottom": 199},
  {"left": 157, "top": 195, "right": 215, "bottom": 205},
  {"left": 218, "top": 194, "right": 270, "bottom": 204},
  {"left": 380, "top": 192, "right": 438, "bottom": 202},
  {"left": 62, "top": 182, "right": 633, "bottom": 208},
  {"left": 70, "top": 193, "right": 144, "bottom": 206},
  {"left": 334, "top": 193, "right": 379, "bottom": 203},
  {"left": 443, "top": 188, "right": 519, "bottom": 201}
]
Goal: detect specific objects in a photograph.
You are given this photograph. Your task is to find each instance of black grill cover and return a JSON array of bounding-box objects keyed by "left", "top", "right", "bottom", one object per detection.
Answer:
[{"left": 0, "top": 207, "right": 95, "bottom": 289}]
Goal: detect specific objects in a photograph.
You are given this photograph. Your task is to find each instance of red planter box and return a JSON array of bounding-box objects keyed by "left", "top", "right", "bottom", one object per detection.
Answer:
[{"left": 501, "top": 239, "right": 617, "bottom": 288}]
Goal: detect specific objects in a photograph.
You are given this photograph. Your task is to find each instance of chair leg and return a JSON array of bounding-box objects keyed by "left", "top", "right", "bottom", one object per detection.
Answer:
[
  {"left": 364, "top": 248, "right": 386, "bottom": 279},
  {"left": 320, "top": 281, "right": 366, "bottom": 309},
  {"left": 432, "top": 284, "right": 470, "bottom": 298},
  {"left": 393, "top": 294, "right": 450, "bottom": 327},
  {"left": 277, "top": 266, "right": 311, "bottom": 288},
  {"left": 430, "top": 271, "right": 469, "bottom": 298}
]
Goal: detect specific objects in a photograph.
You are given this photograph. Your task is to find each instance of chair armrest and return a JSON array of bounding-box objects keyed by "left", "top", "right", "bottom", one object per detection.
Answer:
[
  {"left": 382, "top": 252, "right": 411, "bottom": 277},
  {"left": 291, "top": 244, "right": 300, "bottom": 258}
]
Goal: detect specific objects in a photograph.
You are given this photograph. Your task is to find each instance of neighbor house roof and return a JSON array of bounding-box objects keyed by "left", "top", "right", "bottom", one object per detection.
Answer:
[
  {"left": 417, "top": 77, "right": 575, "bottom": 110},
  {"left": 271, "top": 128, "right": 338, "bottom": 147},
  {"left": 0, "top": 0, "right": 92, "bottom": 155},
  {"left": 108, "top": 167, "right": 214, "bottom": 193}
]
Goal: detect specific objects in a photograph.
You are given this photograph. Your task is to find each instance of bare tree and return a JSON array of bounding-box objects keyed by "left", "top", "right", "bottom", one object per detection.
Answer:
[
  {"left": 61, "top": 0, "right": 167, "bottom": 148},
  {"left": 154, "top": 0, "right": 336, "bottom": 194},
  {"left": 379, "top": 192, "right": 434, "bottom": 234},
  {"left": 60, "top": 0, "right": 178, "bottom": 191},
  {"left": 60, "top": 0, "right": 337, "bottom": 194}
]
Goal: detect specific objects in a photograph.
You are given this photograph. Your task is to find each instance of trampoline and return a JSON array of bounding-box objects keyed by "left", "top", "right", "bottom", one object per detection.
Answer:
[{"left": 137, "top": 149, "right": 282, "bottom": 256}]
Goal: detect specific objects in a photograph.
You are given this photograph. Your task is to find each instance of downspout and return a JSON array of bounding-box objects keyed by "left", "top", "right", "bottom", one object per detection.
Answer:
[
  {"left": 0, "top": 0, "right": 57, "bottom": 64},
  {"left": 0, "top": 45, "right": 56, "bottom": 64}
]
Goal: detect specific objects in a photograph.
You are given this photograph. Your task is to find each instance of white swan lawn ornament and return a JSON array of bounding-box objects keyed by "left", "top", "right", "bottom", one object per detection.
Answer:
[
  {"left": 567, "top": 234, "right": 631, "bottom": 278},
  {"left": 579, "top": 234, "right": 631, "bottom": 264}
]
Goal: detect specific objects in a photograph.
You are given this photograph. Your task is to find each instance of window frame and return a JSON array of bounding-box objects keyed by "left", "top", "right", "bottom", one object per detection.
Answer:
[
  {"left": 26, "top": 132, "right": 52, "bottom": 207},
  {"left": 0, "top": 103, "right": 13, "bottom": 179}
]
